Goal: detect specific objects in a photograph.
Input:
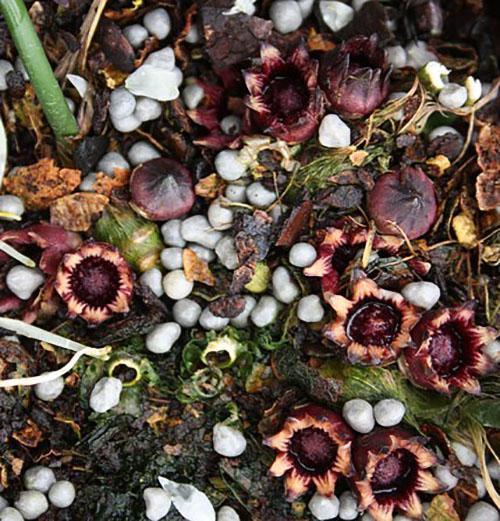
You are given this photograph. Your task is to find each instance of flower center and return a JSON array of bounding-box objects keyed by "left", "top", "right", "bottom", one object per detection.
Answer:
[
  {"left": 371, "top": 449, "right": 417, "bottom": 499},
  {"left": 289, "top": 427, "right": 338, "bottom": 475},
  {"left": 70, "top": 256, "right": 121, "bottom": 307},
  {"left": 265, "top": 68, "right": 308, "bottom": 120},
  {"left": 346, "top": 300, "right": 401, "bottom": 346},
  {"left": 428, "top": 323, "right": 464, "bottom": 376}
]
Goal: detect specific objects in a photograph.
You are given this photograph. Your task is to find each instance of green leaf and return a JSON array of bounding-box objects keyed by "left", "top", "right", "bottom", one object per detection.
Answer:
[{"left": 465, "top": 399, "right": 500, "bottom": 428}]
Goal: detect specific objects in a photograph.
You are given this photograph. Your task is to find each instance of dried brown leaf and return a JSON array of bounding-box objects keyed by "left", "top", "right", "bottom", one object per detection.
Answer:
[
  {"left": 92, "top": 167, "right": 130, "bottom": 196},
  {"left": 50, "top": 193, "right": 109, "bottom": 232},
  {"left": 476, "top": 170, "right": 500, "bottom": 211},
  {"left": 476, "top": 125, "right": 500, "bottom": 172},
  {"left": 12, "top": 420, "right": 43, "bottom": 448},
  {"left": 452, "top": 213, "right": 478, "bottom": 249},
  {"left": 426, "top": 494, "right": 460, "bottom": 521},
  {"left": 195, "top": 173, "right": 226, "bottom": 200},
  {"left": 183, "top": 248, "right": 216, "bottom": 286}
]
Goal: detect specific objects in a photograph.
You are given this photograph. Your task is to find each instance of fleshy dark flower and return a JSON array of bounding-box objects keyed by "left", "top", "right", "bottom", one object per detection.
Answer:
[
  {"left": 352, "top": 428, "right": 443, "bottom": 521},
  {"left": 320, "top": 35, "right": 390, "bottom": 119},
  {"left": 264, "top": 404, "right": 354, "bottom": 500},
  {"left": 324, "top": 273, "right": 420, "bottom": 365},
  {"left": 244, "top": 44, "right": 324, "bottom": 143},
  {"left": 401, "top": 302, "right": 497, "bottom": 395},
  {"left": 55, "top": 242, "right": 134, "bottom": 325}
]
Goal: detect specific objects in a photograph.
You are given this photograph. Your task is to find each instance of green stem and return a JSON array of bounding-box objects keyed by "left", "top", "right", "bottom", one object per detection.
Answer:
[{"left": 0, "top": 0, "right": 78, "bottom": 139}]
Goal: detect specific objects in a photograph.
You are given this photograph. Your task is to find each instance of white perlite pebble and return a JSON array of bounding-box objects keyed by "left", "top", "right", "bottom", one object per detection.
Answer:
[
  {"left": 246, "top": 182, "right": 276, "bottom": 208},
  {"left": 0, "top": 509, "right": 24, "bottom": 521},
  {"left": 111, "top": 113, "right": 142, "bottom": 133},
  {"left": 405, "top": 41, "right": 437, "bottom": 69},
  {"left": 182, "top": 84, "right": 205, "bottom": 110},
  {"left": 215, "top": 236, "right": 239, "bottom": 270},
  {"left": 297, "top": 295, "right": 325, "bottom": 323},
  {"left": 465, "top": 502, "right": 499, "bottom": 521},
  {"left": 188, "top": 243, "right": 216, "bottom": 263},
  {"left": 144, "top": 47, "right": 176, "bottom": 70},
  {"left": 213, "top": 423, "right": 247, "bottom": 457},
  {"left": 124, "top": 24, "right": 149, "bottom": 48},
  {"left": 144, "top": 487, "right": 172, "bottom": 521},
  {"left": 48, "top": 480, "right": 76, "bottom": 508},
  {"left": 289, "top": 242, "right": 317, "bottom": 267},
  {"left": 109, "top": 87, "right": 136, "bottom": 120},
  {"left": 199, "top": 308, "right": 230, "bottom": 331},
  {"left": 0, "top": 60, "right": 14, "bottom": 91},
  {"left": 185, "top": 24, "right": 200, "bottom": 44},
  {"left": 485, "top": 340, "right": 500, "bottom": 364},
  {"left": 89, "top": 377, "right": 123, "bottom": 413},
  {"left": 269, "top": 1, "right": 303, "bottom": 35},
  {"left": 387, "top": 92, "right": 405, "bottom": 121},
  {"left": 128, "top": 141, "right": 161, "bottom": 166},
  {"left": 339, "top": 491, "right": 358, "bottom": 520},
  {"left": 139, "top": 268, "right": 164, "bottom": 297},
  {"left": 319, "top": 114, "right": 351, "bottom": 148},
  {"left": 218, "top": 506, "right": 240, "bottom": 521},
  {"left": 429, "top": 125, "right": 462, "bottom": 141},
  {"left": 401, "top": 281, "right": 440, "bottom": 310},
  {"left": 24, "top": 466, "right": 56, "bottom": 493},
  {"left": 34, "top": 375, "right": 65, "bottom": 402},
  {"left": 215, "top": 150, "right": 247, "bottom": 181},
  {"left": 143, "top": 8, "right": 171, "bottom": 39},
  {"left": 374, "top": 399, "right": 406, "bottom": 427},
  {"left": 272, "top": 267, "right": 300, "bottom": 304},
  {"left": 230, "top": 296, "right": 257, "bottom": 328},
  {"left": 225, "top": 184, "right": 247, "bottom": 203},
  {"left": 385, "top": 45, "right": 407, "bottom": 69},
  {"left": 0, "top": 495, "right": 7, "bottom": 510},
  {"left": 434, "top": 465, "right": 459, "bottom": 490},
  {"left": 66, "top": 97, "right": 76, "bottom": 113},
  {"left": 361, "top": 514, "right": 374, "bottom": 521},
  {"left": 251, "top": 296, "right": 281, "bottom": 327},
  {"left": 342, "top": 399, "right": 375, "bottom": 433},
  {"left": 394, "top": 517, "right": 412, "bottom": 521},
  {"left": 146, "top": 322, "right": 181, "bottom": 354},
  {"left": 0, "top": 195, "right": 24, "bottom": 218},
  {"left": 181, "top": 215, "right": 223, "bottom": 249},
  {"left": 297, "top": 0, "right": 315, "bottom": 17},
  {"left": 173, "top": 299, "right": 202, "bottom": 328},
  {"left": 6, "top": 266, "right": 44, "bottom": 300},
  {"left": 352, "top": 0, "right": 370, "bottom": 10},
  {"left": 451, "top": 441, "right": 477, "bottom": 467},
  {"left": 126, "top": 65, "right": 180, "bottom": 102},
  {"left": 438, "top": 83, "right": 468, "bottom": 109},
  {"left": 220, "top": 115, "right": 242, "bottom": 136},
  {"left": 475, "top": 476, "right": 486, "bottom": 499},
  {"left": 161, "top": 219, "right": 186, "bottom": 247},
  {"left": 488, "top": 460, "right": 500, "bottom": 480},
  {"left": 319, "top": 1, "right": 354, "bottom": 33},
  {"left": 163, "top": 270, "right": 193, "bottom": 300},
  {"left": 308, "top": 492, "right": 339, "bottom": 520},
  {"left": 208, "top": 198, "right": 234, "bottom": 230},
  {"left": 15, "top": 491, "right": 49, "bottom": 520},
  {"left": 135, "top": 97, "right": 163, "bottom": 122},
  {"left": 97, "top": 151, "right": 130, "bottom": 176},
  {"left": 161, "top": 247, "right": 184, "bottom": 270}
]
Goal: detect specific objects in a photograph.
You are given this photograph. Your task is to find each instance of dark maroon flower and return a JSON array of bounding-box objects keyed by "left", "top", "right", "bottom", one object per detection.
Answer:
[
  {"left": 244, "top": 44, "right": 324, "bottom": 143},
  {"left": 367, "top": 166, "right": 438, "bottom": 240},
  {"left": 320, "top": 35, "right": 390, "bottom": 119},
  {"left": 401, "top": 302, "right": 497, "bottom": 395}
]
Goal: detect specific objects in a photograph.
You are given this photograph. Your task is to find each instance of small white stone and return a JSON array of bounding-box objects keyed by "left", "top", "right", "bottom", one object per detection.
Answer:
[
  {"left": 185, "top": 24, "right": 200, "bottom": 44},
  {"left": 385, "top": 45, "right": 407, "bottom": 69},
  {"left": 14, "top": 491, "right": 49, "bottom": 520},
  {"left": 465, "top": 502, "right": 499, "bottom": 521},
  {"left": 199, "top": 308, "right": 230, "bottom": 331},
  {"left": 406, "top": 40, "right": 437, "bottom": 69},
  {"left": 361, "top": 514, "right": 374, "bottom": 521},
  {"left": 144, "top": 47, "right": 176, "bottom": 70},
  {"left": 6, "top": 266, "right": 44, "bottom": 300},
  {"left": 342, "top": 399, "right": 375, "bottom": 433},
  {"left": 246, "top": 182, "right": 276, "bottom": 208},
  {"left": 451, "top": 441, "right": 477, "bottom": 467},
  {"left": 225, "top": 184, "right": 247, "bottom": 203},
  {"left": 143, "top": 8, "right": 171, "bottom": 39},
  {"left": 308, "top": 492, "right": 339, "bottom": 520},
  {"left": 181, "top": 215, "right": 223, "bottom": 249},
  {"left": 297, "top": 295, "right": 325, "bottom": 323},
  {"left": 374, "top": 399, "right": 406, "bottom": 427},
  {"left": 143, "top": 487, "right": 172, "bottom": 521},
  {"left": 352, "top": 0, "right": 370, "bottom": 10},
  {"left": 66, "top": 97, "right": 76, "bottom": 113},
  {"left": 475, "top": 476, "right": 486, "bottom": 499},
  {"left": 97, "top": 151, "right": 130, "bottom": 176},
  {"left": 89, "top": 377, "right": 123, "bottom": 413},
  {"left": 135, "top": 97, "right": 163, "bottom": 122},
  {"left": 251, "top": 296, "right": 281, "bottom": 327},
  {"left": 111, "top": 112, "right": 142, "bottom": 132},
  {"left": 438, "top": 83, "right": 467, "bottom": 109},
  {"left": 339, "top": 491, "right": 358, "bottom": 520},
  {"left": 126, "top": 65, "right": 180, "bottom": 102},
  {"left": 163, "top": 270, "right": 193, "bottom": 300},
  {"left": 272, "top": 267, "right": 300, "bottom": 304},
  {"left": 401, "top": 281, "right": 440, "bottom": 310},
  {"left": 465, "top": 76, "right": 482, "bottom": 104},
  {"left": 0, "top": 495, "right": 7, "bottom": 511},
  {"left": 139, "top": 268, "right": 164, "bottom": 297},
  {"left": 182, "top": 84, "right": 205, "bottom": 110},
  {"left": 24, "top": 466, "right": 56, "bottom": 493},
  {"left": 48, "top": 480, "right": 75, "bottom": 508},
  {"left": 434, "top": 464, "right": 459, "bottom": 491},
  {"left": 289, "top": 242, "right": 317, "bottom": 267},
  {"left": 223, "top": 0, "right": 257, "bottom": 16},
  {"left": 0, "top": 195, "right": 24, "bottom": 218},
  {"left": 109, "top": 87, "right": 137, "bottom": 120},
  {"left": 208, "top": 198, "right": 234, "bottom": 230},
  {"left": 387, "top": 92, "right": 406, "bottom": 121},
  {"left": 319, "top": 1, "right": 354, "bottom": 32},
  {"left": 188, "top": 243, "right": 216, "bottom": 263},
  {"left": 161, "top": 247, "right": 184, "bottom": 270},
  {"left": 146, "top": 322, "right": 181, "bottom": 354},
  {"left": 0, "top": 60, "right": 13, "bottom": 91},
  {"left": 127, "top": 141, "right": 161, "bottom": 166},
  {"left": 124, "top": 24, "right": 149, "bottom": 48},
  {"left": 34, "top": 375, "right": 65, "bottom": 402},
  {"left": 220, "top": 115, "right": 241, "bottom": 136},
  {"left": 485, "top": 340, "right": 500, "bottom": 364},
  {"left": 488, "top": 460, "right": 500, "bottom": 480},
  {"left": 319, "top": 114, "right": 351, "bottom": 148},
  {"left": 161, "top": 219, "right": 186, "bottom": 247},
  {"left": 393, "top": 517, "right": 412, "bottom": 521},
  {"left": 297, "top": 0, "right": 315, "bottom": 17},
  {"left": 218, "top": 505, "right": 240, "bottom": 521},
  {"left": 67, "top": 74, "right": 88, "bottom": 98},
  {"left": 230, "top": 296, "right": 257, "bottom": 328},
  {"left": 0, "top": 509, "right": 23, "bottom": 521},
  {"left": 269, "top": 1, "right": 303, "bottom": 34},
  {"left": 213, "top": 423, "right": 247, "bottom": 457},
  {"left": 429, "top": 125, "right": 462, "bottom": 141},
  {"left": 15, "top": 57, "right": 29, "bottom": 80},
  {"left": 215, "top": 150, "right": 247, "bottom": 181},
  {"left": 173, "top": 299, "right": 202, "bottom": 328},
  {"left": 215, "top": 236, "right": 239, "bottom": 270}
]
